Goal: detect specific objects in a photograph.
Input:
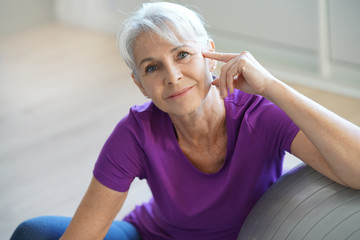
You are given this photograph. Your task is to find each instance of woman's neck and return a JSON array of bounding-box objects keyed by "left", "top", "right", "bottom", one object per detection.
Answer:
[{"left": 169, "top": 86, "right": 226, "bottom": 148}]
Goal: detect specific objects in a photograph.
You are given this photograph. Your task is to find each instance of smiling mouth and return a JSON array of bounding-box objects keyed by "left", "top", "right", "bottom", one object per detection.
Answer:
[{"left": 166, "top": 86, "right": 194, "bottom": 99}]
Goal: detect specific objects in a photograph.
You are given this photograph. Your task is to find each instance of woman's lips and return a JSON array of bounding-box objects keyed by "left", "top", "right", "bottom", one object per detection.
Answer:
[{"left": 166, "top": 86, "right": 193, "bottom": 99}]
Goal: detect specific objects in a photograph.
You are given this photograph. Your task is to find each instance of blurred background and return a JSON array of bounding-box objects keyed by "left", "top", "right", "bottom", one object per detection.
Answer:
[{"left": 1, "top": 0, "right": 359, "bottom": 239}]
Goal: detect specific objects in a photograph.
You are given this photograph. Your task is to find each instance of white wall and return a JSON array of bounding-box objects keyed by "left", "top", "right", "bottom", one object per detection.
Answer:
[
  {"left": 54, "top": 0, "right": 145, "bottom": 33},
  {"left": 329, "top": 0, "right": 360, "bottom": 66},
  {"left": 0, "top": 0, "right": 55, "bottom": 37},
  {"left": 53, "top": 0, "right": 360, "bottom": 98}
]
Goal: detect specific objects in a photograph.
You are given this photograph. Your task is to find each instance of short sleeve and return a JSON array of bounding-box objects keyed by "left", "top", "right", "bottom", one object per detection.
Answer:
[
  {"left": 246, "top": 96, "right": 300, "bottom": 155},
  {"left": 93, "top": 111, "right": 146, "bottom": 192}
]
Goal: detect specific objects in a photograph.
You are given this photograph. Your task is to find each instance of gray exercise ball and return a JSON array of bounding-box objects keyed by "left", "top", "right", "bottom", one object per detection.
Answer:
[{"left": 238, "top": 164, "right": 360, "bottom": 240}]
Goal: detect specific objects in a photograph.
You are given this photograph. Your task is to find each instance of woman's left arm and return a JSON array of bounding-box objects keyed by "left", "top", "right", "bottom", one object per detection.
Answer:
[
  {"left": 266, "top": 79, "right": 360, "bottom": 189},
  {"left": 203, "top": 51, "right": 360, "bottom": 189}
]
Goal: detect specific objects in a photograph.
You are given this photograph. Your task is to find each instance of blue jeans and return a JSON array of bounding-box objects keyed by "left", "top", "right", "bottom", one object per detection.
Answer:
[{"left": 10, "top": 216, "right": 142, "bottom": 240}]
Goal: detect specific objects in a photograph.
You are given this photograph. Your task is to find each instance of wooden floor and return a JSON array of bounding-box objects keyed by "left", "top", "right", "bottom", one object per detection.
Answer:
[{"left": 1, "top": 23, "right": 359, "bottom": 239}]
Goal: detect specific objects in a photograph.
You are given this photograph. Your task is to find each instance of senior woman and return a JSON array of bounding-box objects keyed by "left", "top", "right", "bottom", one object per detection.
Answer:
[{"left": 11, "top": 2, "right": 360, "bottom": 240}]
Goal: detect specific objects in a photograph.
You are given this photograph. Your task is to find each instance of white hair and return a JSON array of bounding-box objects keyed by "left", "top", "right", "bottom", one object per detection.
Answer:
[{"left": 118, "top": 2, "right": 209, "bottom": 79}]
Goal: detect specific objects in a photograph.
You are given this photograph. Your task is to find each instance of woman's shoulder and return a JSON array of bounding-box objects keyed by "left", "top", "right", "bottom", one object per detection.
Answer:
[
  {"left": 225, "top": 89, "right": 266, "bottom": 110},
  {"left": 129, "top": 101, "right": 166, "bottom": 121},
  {"left": 115, "top": 101, "right": 169, "bottom": 135},
  {"left": 224, "top": 89, "right": 285, "bottom": 124},
  {"left": 107, "top": 101, "right": 169, "bottom": 147},
  {"left": 130, "top": 101, "right": 154, "bottom": 113}
]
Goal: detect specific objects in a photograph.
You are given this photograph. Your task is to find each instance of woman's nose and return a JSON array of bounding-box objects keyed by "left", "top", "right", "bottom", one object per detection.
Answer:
[{"left": 165, "top": 65, "right": 182, "bottom": 84}]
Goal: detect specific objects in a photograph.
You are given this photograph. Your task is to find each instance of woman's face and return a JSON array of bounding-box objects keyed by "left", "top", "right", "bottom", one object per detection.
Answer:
[{"left": 132, "top": 32, "right": 214, "bottom": 117}]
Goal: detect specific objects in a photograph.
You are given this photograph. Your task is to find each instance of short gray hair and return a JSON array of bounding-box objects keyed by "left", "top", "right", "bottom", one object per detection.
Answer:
[{"left": 118, "top": 2, "right": 209, "bottom": 78}]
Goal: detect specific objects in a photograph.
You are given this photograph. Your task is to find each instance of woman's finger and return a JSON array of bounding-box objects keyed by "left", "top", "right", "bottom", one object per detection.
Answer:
[
  {"left": 219, "top": 64, "right": 228, "bottom": 98},
  {"left": 222, "top": 55, "right": 243, "bottom": 96},
  {"left": 202, "top": 51, "right": 238, "bottom": 63},
  {"left": 227, "top": 61, "right": 243, "bottom": 94},
  {"left": 216, "top": 54, "right": 241, "bottom": 98}
]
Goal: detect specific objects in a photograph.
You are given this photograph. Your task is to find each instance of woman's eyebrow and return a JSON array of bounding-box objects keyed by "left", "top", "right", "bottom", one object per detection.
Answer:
[
  {"left": 138, "top": 44, "right": 194, "bottom": 67},
  {"left": 139, "top": 57, "right": 154, "bottom": 68},
  {"left": 170, "top": 44, "right": 193, "bottom": 53}
]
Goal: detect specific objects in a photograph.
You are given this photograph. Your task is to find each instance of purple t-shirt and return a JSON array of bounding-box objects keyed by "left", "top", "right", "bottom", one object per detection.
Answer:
[{"left": 93, "top": 90, "right": 299, "bottom": 239}]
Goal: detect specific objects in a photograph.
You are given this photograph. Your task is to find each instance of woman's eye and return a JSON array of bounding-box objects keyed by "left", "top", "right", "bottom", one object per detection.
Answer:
[
  {"left": 145, "top": 65, "right": 157, "bottom": 73},
  {"left": 177, "top": 52, "right": 189, "bottom": 60}
]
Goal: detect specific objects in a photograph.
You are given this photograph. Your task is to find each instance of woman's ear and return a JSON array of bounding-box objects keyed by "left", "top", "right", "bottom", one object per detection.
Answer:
[
  {"left": 132, "top": 73, "right": 149, "bottom": 98},
  {"left": 207, "top": 39, "right": 217, "bottom": 72}
]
